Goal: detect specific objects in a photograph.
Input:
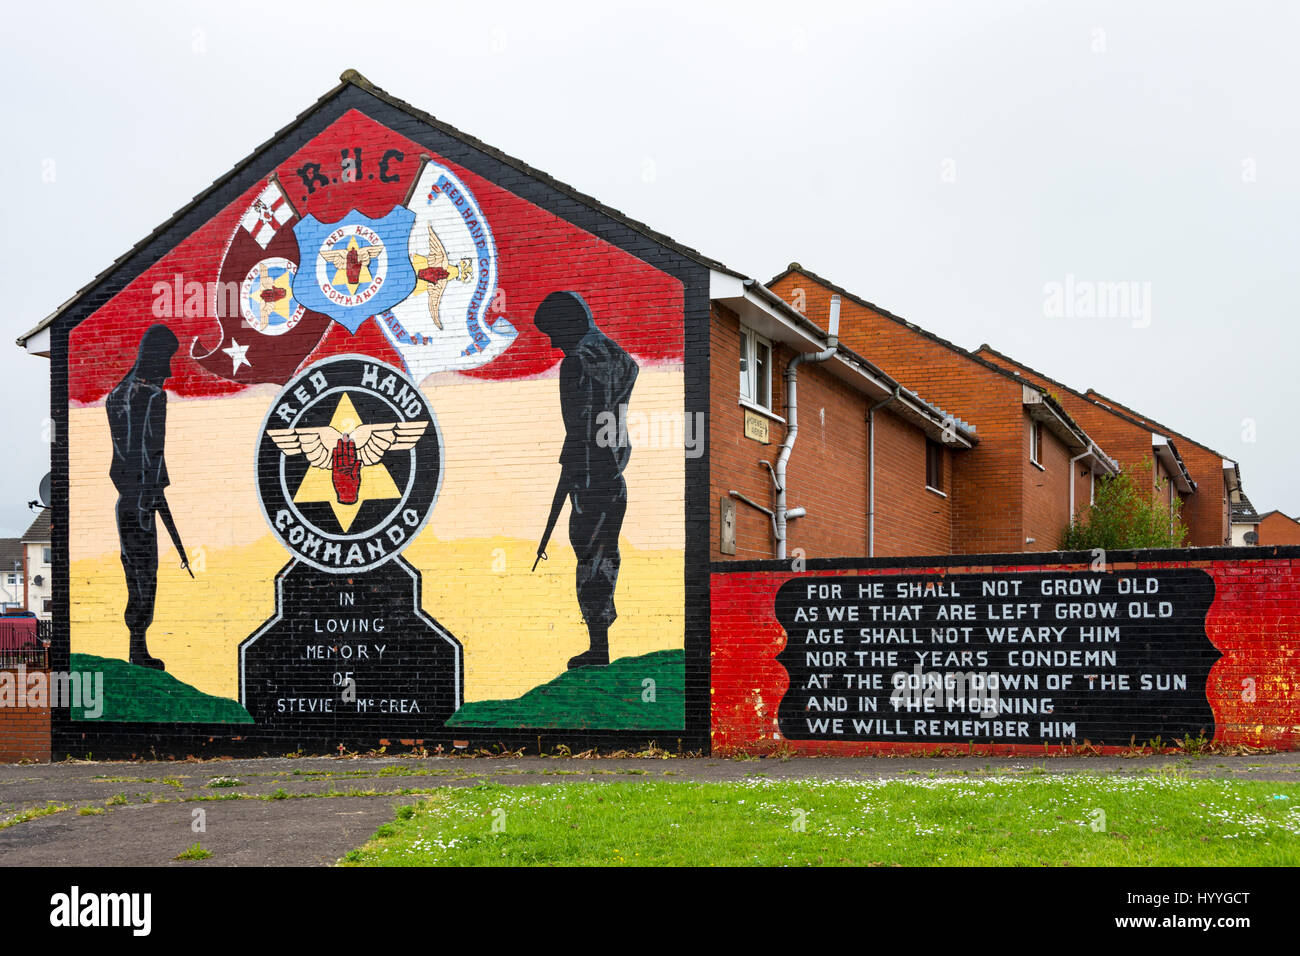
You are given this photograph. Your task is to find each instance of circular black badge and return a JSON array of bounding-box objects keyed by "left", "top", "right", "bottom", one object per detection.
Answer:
[{"left": 255, "top": 354, "right": 441, "bottom": 573}]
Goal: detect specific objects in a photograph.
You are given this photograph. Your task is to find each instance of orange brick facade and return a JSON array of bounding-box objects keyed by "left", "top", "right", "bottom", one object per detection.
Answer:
[
  {"left": 974, "top": 347, "right": 1224, "bottom": 546},
  {"left": 770, "top": 269, "right": 1087, "bottom": 555},
  {"left": 710, "top": 302, "right": 955, "bottom": 560},
  {"left": 1259, "top": 512, "right": 1300, "bottom": 546},
  {"left": 1083, "top": 391, "right": 1231, "bottom": 547}
]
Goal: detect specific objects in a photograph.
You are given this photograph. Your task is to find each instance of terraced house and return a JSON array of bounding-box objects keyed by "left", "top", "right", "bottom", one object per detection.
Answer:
[{"left": 767, "top": 264, "right": 1119, "bottom": 555}]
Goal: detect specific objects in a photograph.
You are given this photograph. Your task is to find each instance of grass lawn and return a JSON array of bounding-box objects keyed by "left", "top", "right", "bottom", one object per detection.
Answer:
[{"left": 341, "top": 774, "right": 1300, "bottom": 866}]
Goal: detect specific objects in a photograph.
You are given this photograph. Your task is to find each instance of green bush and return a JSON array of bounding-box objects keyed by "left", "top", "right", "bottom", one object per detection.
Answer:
[{"left": 1061, "top": 460, "right": 1188, "bottom": 550}]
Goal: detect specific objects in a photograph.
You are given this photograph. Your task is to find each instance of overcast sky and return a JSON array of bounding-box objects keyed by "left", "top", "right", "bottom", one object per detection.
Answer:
[{"left": 2, "top": 0, "right": 1295, "bottom": 537}]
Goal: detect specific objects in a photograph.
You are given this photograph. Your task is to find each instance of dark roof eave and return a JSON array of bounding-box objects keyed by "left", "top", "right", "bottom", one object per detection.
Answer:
[{"left": 738, "top": 279, "right": 978, "bottom": 446}]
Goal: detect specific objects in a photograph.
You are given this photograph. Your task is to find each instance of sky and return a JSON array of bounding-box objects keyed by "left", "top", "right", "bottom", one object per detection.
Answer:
[{"left": 1, "top": 0, "right": 1296, "bottom": 536}]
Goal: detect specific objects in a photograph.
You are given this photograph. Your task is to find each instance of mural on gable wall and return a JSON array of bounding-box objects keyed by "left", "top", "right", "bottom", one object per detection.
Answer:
[{"left": 67, "top": 110, "right": 687, "bottom": 733}]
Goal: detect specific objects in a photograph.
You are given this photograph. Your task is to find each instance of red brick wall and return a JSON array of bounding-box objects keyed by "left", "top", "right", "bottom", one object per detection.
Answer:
[
  {"left": 0, "top": 667, "right": 52, "bottom": 762},
  {"left": 1259, "top": 513, "right": 1300, "bottom": 545},
  {"left": 871, "top": 411, "right": 953, "bottom": 557},
  {"left": 771, "top": 272, "right": 1070, "bottom": 555},
  {"left": 709, "top": 302, "right": 953, "bottom": 559},
  {"left": 974, "top": 348, "right": 1210, "bottom": 544},
  {"left": 1072, "top": 457, "right": 1094, "bottom": 518},
  {"left": 711, "top": 552, "right": 1300, "bottom": 755},
  {"left": 1084, "top": 391, "right": 1229, "bottom": 546},
  {"left": 1023, "top": 416, "right": 1074, "bottom": 550}
]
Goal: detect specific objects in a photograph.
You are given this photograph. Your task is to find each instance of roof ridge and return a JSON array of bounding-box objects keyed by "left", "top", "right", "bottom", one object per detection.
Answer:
[
  {"left": 975, "top": 342, "right": 1185, "bottom": 441},
  {"left": 770, "top": 263, "right": 1105, "bottom": 446},
  {"left": 772, "top": 264, "right": 1050, "bottom": 389},
  {"left": 1084, "top": 388, "right": 1231, "bottom": 462},
  {"left": 19, "top": 69, "right": 740, "bottom": 347}
]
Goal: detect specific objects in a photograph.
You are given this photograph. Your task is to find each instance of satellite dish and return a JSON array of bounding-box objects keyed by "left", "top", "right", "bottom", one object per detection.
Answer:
[
  {"left": 37, "top": 473, "right": 51, "bottom": 508},
  {"left": 1244, "top": 531, "right": 1259, "bottom": 545},
  {"left": 32, "top": 575, "right": 43, "bottom": 587}
]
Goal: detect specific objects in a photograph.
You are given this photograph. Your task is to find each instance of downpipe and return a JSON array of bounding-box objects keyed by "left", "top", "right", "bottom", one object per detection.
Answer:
[
  {"left": 774, "top": 295, "right": 841, "bottom": 560},
  {"left": 867, "top": 386, "right": 901, "bottom": 557}
]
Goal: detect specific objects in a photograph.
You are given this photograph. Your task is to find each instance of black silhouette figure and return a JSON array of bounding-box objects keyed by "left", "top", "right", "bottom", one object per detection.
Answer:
[
  {"left": 106, "top": 324, "right": 190, "bottom": 671},
  {"left": 533, "top": 292, "right": 638, "bottom": 669}
]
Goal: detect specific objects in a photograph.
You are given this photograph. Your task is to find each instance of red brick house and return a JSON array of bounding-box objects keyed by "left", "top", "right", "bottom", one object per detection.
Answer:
[
  {"left": 1257, "top": 511, "right": 1300, "bottom": 546},
  {"left": 709, "top": 274, "right": 977, "bottom": 560},
  {"left": 974, "top": 346, "right": 1200, "bottom": 541},
  {"left": 768, "top": 264, "right": 1117, "bottom": 555},
  {"left": 1077, "top": 390, "right": 1240, "bottom": 547}
]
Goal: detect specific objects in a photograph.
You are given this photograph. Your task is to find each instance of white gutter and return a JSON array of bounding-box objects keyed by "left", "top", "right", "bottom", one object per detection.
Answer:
[{"left": 709, "top": 271, "right": 975, "bottom": 449}]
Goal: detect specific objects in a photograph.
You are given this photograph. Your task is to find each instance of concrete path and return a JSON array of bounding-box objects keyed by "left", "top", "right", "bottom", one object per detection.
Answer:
[{"left": 2, "top": 752, "right": 1297, "bottom": 866}]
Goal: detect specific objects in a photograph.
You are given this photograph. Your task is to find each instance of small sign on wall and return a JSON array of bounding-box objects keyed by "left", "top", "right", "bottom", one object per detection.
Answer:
[
  {"left": 744, "top": 409, "right": 770, "bottom": 444},
  {"left": 719, "top": 497, "right": 737, "bottom": 555}
]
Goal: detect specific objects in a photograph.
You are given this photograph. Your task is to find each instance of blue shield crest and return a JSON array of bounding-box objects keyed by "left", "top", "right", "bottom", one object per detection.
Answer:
[{"left": 291, "top": 207, "right": 417, "bottom": 333}]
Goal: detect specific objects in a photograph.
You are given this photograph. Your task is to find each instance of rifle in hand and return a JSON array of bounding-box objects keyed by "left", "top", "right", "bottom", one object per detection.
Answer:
[
  {"left": 156, "top": 496, "right": 194, "bottom": 579},
  {"left": 532, "top": 474, "right": 569, "bottom": 572}
]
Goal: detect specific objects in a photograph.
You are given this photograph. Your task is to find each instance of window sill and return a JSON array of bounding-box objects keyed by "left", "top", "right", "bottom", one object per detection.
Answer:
[
  {"left": 739, "top": 399, "right": 785, "bottom": 424},
  {"left": 925, "top": 486, "right": 948, "bottom": 499}
]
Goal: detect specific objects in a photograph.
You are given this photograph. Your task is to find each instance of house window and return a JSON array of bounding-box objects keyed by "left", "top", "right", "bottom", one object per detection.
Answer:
[
  {"left": 739, "top": 326, "right": 772, "bottom": 411},
  {"left": 42, "top": 599, "right": 51, "bottom": 614},
  {"left": 1029, "top": 420, "right": 1043, "bottom": 466},
  {"left": 5, "top": 574, "right": 16, "bottom": 587},
  {"left": 925, "top": 439, "right": 944, "bottom": 492},
  {"left": 42, "top": 547, "right": 51, "bottom": 565}
]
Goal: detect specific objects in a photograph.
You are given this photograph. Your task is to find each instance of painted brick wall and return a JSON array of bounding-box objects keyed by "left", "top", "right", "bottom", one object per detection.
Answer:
[
  {"left": 47, "top": 85, "right": 710, "bottom": 758},
  {"left": 770, "top": 271, "right": 1067, "bottom": 555},
  {"left": 711, "top": 548, "right": 1300, "bottom": 755},
  {"left": 0, "top": 667, "right": 51, "bottom": 762},
  {"left": 709, "top": 302, "right": 954, "bottom": 561}
]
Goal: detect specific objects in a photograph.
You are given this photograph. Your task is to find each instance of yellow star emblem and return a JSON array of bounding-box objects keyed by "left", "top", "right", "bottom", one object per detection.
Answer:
[
  {"left": 292, "top": 393, "right": 400, "bottom": 532},
  {"left": 329, "top": 236, "right": 374, "bottom": 295}
]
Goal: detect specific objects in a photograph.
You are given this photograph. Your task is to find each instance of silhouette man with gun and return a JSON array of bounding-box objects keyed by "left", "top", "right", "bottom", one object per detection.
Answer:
[
  {"left": 107, "top": 324, "right": 192, "bottom": 671},
  {"left": 532, "top": 292, "right": 638, "bottom": 669}
]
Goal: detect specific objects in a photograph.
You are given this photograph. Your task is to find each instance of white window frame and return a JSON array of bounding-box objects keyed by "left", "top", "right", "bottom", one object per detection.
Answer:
[
  {"left": 739, "top": 325, "right": 773, "bottom": 412},
  {"left": 924, "top": 438, "right": 945, "bottom": 495},
  {"left": 1029, "top": 420, "right": 1043, "bottom": 468}
]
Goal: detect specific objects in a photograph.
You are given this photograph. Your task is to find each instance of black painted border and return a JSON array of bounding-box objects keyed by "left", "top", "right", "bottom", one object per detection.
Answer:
[
  {"left": 711, "top": 544, "right": 1300, "bottom": 574},
  {"left": 49, "top": 84, "right": 712, "bottom": 758}
]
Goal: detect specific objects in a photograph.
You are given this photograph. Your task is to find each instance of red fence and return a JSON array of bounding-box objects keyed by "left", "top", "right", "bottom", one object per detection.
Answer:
[{"left": 0, "top": 617, "right": 46, "bottom": 669}]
